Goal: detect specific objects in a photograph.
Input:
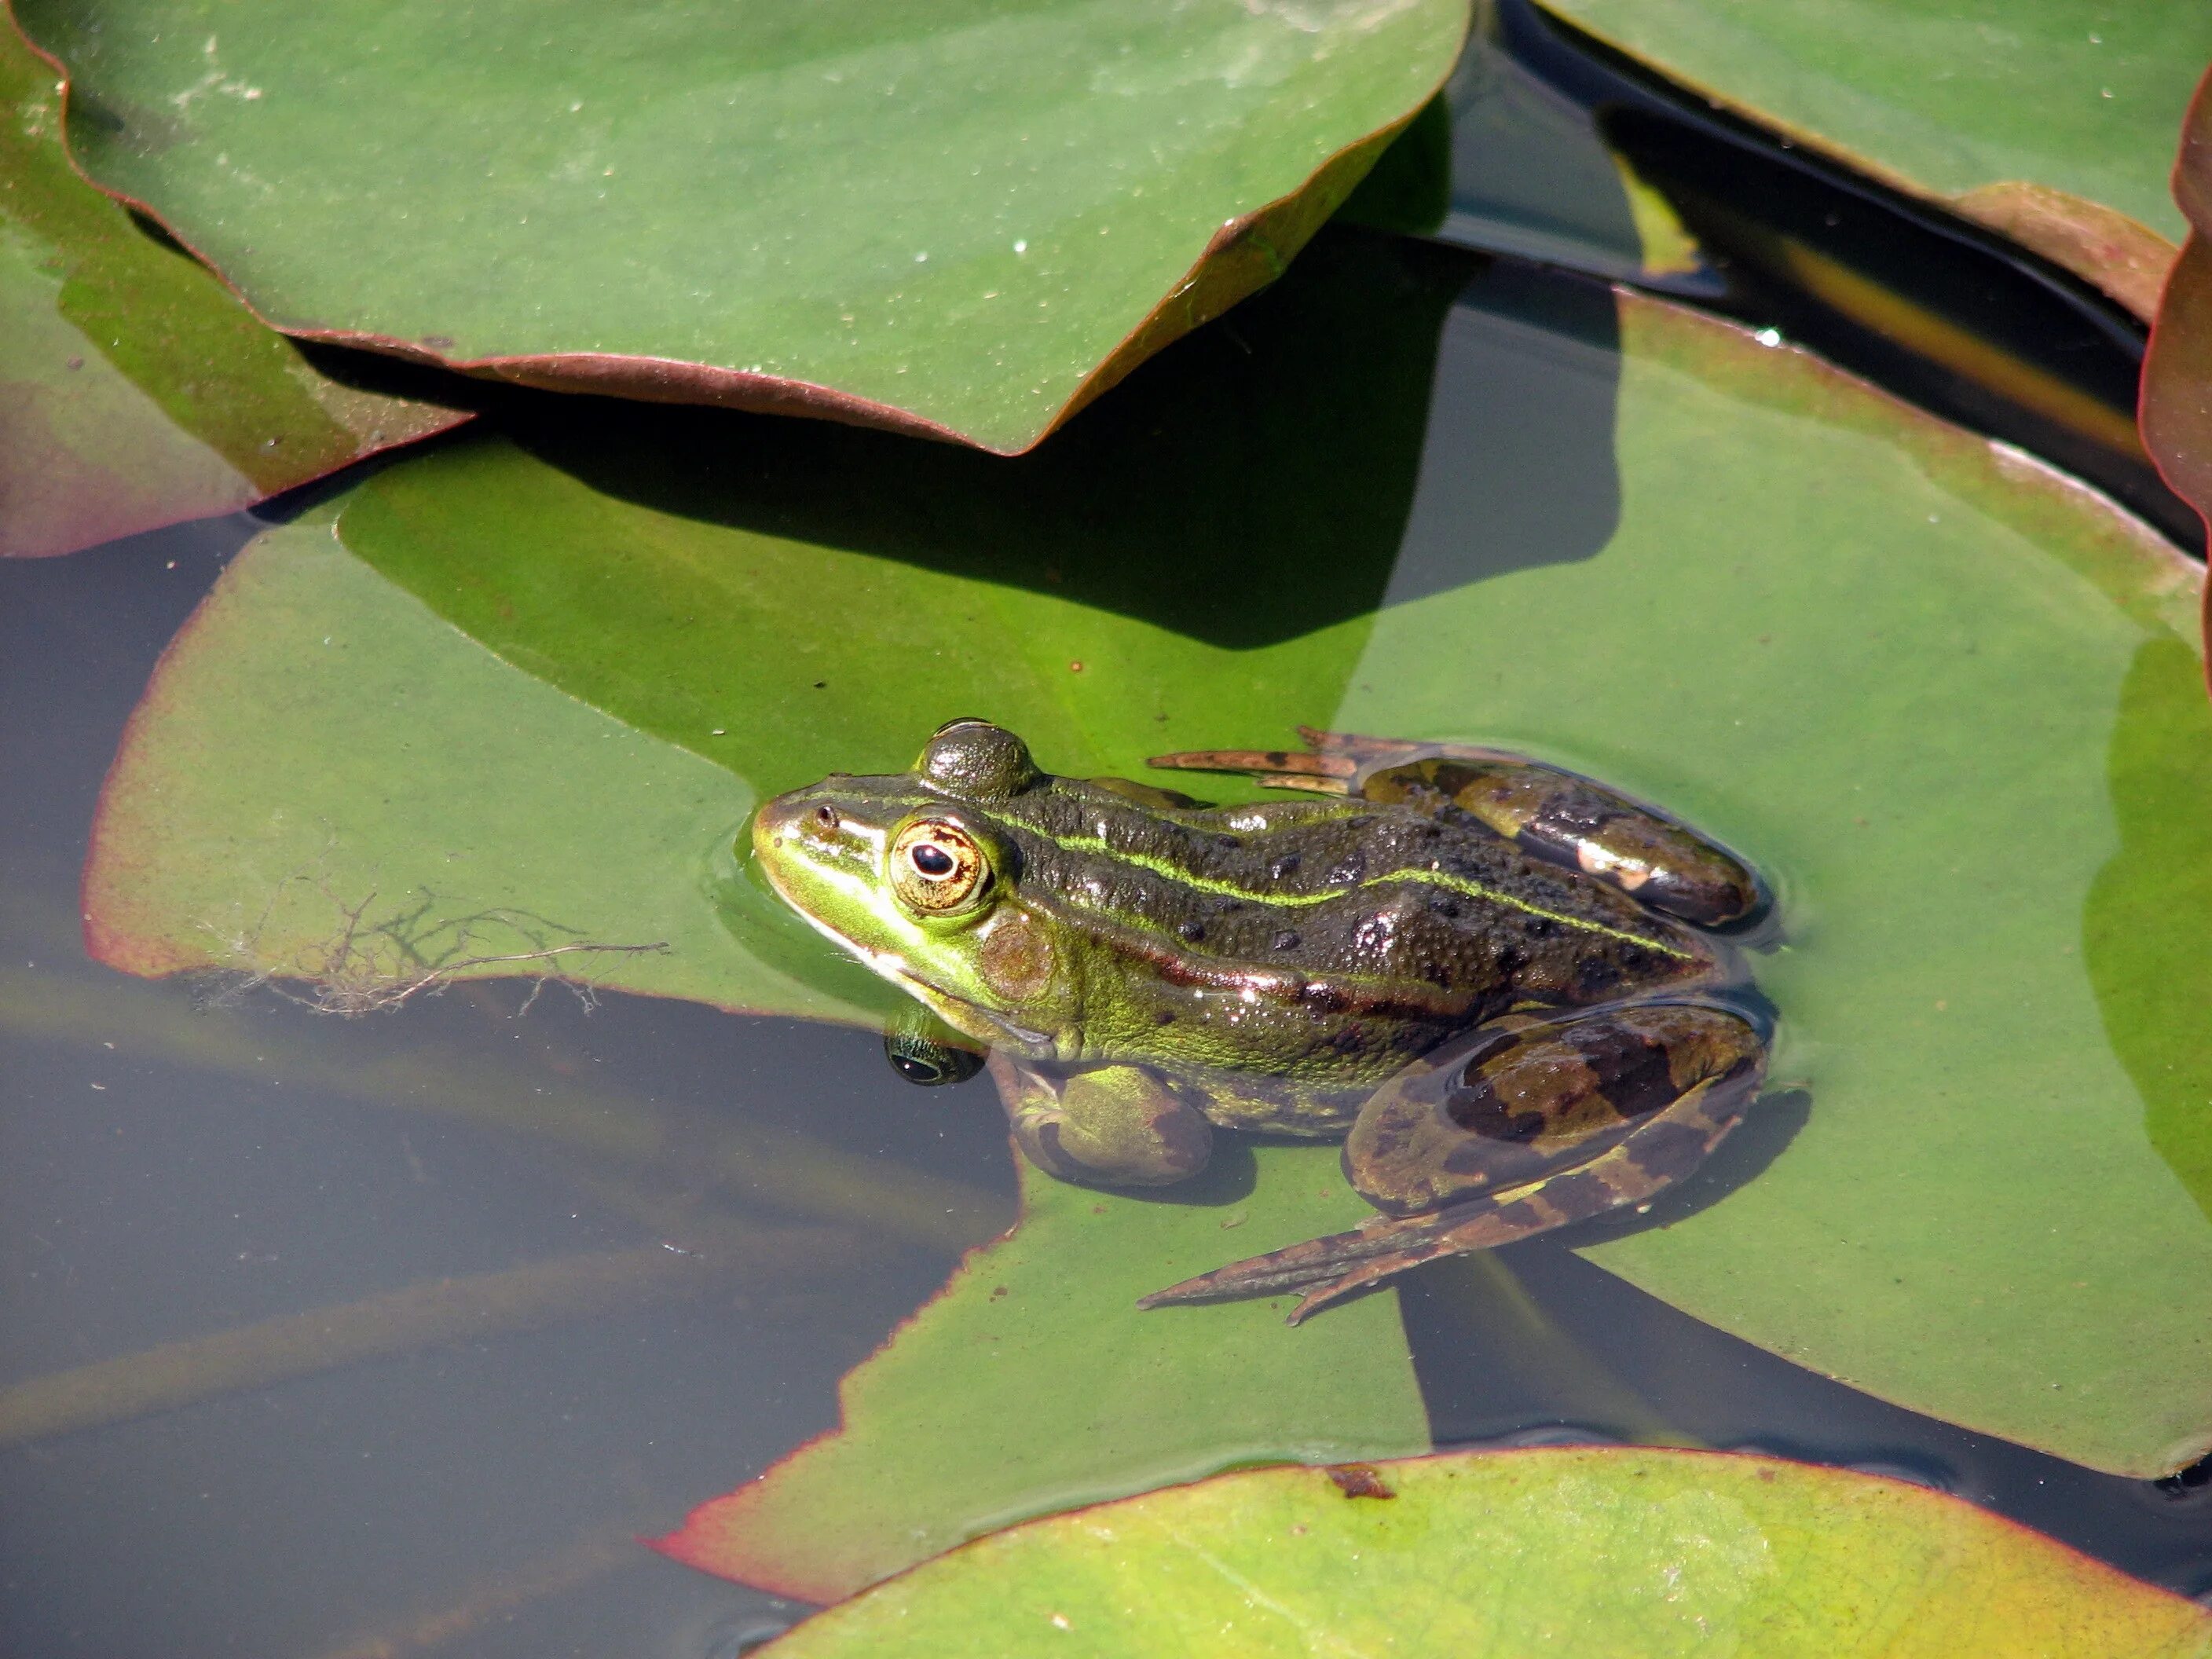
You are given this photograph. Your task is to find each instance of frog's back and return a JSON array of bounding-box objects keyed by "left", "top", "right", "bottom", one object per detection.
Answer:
[{"left": 982, "top": 779, "right": 1714, "bottom": 1084}]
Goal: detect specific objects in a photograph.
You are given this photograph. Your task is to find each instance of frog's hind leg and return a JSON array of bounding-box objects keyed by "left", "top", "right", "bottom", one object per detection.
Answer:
[{"left": 1137, "top": 1003, "right": 1765, "bottom": 1323}]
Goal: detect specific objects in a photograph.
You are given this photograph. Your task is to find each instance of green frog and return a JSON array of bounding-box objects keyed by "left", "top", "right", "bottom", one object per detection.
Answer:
[{"left": 751, "top": 720, "right": 1770, "bottom": 1321}]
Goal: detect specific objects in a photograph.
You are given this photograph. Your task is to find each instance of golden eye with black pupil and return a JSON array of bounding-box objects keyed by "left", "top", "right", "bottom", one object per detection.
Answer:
[{"left": 888, "top": 816, "right": 994, "bottom": 917}]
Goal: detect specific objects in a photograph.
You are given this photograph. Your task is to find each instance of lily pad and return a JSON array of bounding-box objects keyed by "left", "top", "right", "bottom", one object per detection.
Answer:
[
  {"left": 654, "top": 1155, "right": 1428, "bottom": 1602},
  {"left": 12, "top": 0, "right": 1468, "bottom": 455},
  {"left": 0, "top": 13, "right": 467, "bottom": 558},
  {"left": 753, "top": 1449, "right": 2212, "bottom": 1657},
  {"left": 83, "top": 235, "right": 2212, "bottom": 1489},
  {"left": 2141, "top": 68, "right": 2212, "bottom": 562},
  {"left": 83, "top": 522, "right": 1437, "bottom": 1604},
  {"left": 1535, "top": 0, "right": 2211, "bottom": 313}
]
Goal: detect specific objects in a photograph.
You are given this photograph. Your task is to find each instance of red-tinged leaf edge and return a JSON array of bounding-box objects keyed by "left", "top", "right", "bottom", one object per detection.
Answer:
[
  {"left": 742, "top": 1448, "right": 2212, "bottom": 1648},
  {"left": 0, "top": 8, "right": 474, "bottom": 557},
  {"left": 78, "top": 538, "right": 245, "bottom": 978},
  {"left": 13, "top": 2, "right": 1460, "bottom": 456},
  {"left": 2140, "top": 64, "right": 2212, "bottom": 698},
  {"left": 1951, "top": 182, "right": 2179, "bottom": 324},
  {"left": 1538, "top": 4, "right": 2184, "bottom": 323},
  {"left": 646, "top": 1193, "right": 1022, "bottom": 1604}
]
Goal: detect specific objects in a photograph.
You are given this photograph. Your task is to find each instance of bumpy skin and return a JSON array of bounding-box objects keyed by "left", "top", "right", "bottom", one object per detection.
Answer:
[{"left": 752, "top": 721, "right": 1769, "bottom": 1318}]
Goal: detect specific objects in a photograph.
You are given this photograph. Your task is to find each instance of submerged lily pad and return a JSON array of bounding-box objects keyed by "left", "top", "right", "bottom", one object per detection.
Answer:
[
  {"left": 13, "top": 0, "right": 1467, "bottom": 454},
  {"left": 1535, "top": 0, "right": 2210, "bottom": 312},
  {"left": 83, "top": 233, "right": 2212, "bottom": 1495},
  {"left": 754, "top": 1449, "right": 2212, "bottom": 1657},
  {"left": 0, "top": 14, "right": 467, "bottom": 558}
]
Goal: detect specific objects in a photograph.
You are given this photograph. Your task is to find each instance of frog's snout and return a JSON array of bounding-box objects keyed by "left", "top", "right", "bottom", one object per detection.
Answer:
[
  {"left": 753, "top": 793, "right": 826, "bottom": 859},
  {"left": 753, "top": 789, "right": 876, "bottom": 873}
]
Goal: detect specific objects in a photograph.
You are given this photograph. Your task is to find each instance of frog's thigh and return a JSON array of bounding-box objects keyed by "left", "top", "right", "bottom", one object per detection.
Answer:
[
  {"left": 1347, "top": 1003, "right": 1765, "bottom": 1219},
  {"left": 1364, "top": 756, "right": 1761, "bottom": 928},
  {"left": 990, "top": 1055, "right": 1212, "bottom": 1188}
]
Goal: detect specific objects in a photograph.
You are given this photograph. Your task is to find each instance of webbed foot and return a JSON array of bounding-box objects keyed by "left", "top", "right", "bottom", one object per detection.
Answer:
[{"left": 1138, "top": 1002, "right": 1765, "bottom": 1321}]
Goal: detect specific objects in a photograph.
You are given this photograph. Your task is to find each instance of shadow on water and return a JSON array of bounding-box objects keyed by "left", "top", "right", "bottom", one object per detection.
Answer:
[
  {"left": 499, "top": 227, "right": 1623, "bottom": 650},
  {"left": 1402, "top": 1243, "right": 2212, "bottom": 1599}
]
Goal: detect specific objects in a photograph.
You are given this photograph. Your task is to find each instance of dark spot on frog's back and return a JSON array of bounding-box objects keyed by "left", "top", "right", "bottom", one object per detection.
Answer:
[
  {"left": 1271, "top": 929, "right": 1301, "bottom": 952},
  {"left": 1270, "top": 853, "right": 1301, "bottom": 881}
]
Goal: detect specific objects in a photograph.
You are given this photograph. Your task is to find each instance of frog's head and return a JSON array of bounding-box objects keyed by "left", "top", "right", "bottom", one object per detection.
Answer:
[{"left": 751, "top": 720, "right": 1069, "bottom": 1051}]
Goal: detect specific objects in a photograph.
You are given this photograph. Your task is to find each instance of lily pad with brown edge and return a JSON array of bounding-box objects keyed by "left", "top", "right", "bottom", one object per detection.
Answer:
[
  {"left": 0, "top": 11, "right": 468, "bottom": 558},
  {"left": 1535, "top": 0, "right": 2212, "bottom": 318},
  {"left": 654, "top": 1155, "right": 1430, "bottom": 1604},
  {"left": 749, "top": 1448, "right": 2212, "bottom": 1658},
  {"left": 2141, "top": 64, "right": 2212, "bottom": 626},
  {"left": 10, "top": 0, "right": 1470, "bottom": 455},
  {"left": 81, "top": 233, "right": 2212, "bottom": 1519}
]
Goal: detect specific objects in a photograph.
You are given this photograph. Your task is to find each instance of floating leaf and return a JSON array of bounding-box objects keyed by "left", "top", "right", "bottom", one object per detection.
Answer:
[
  {"left": 82, "top": 508, "right": 878, "bottom": 1024},
  {"left": 753, "top": 1449, "right": 2212, "bottom": 1658},
  {"left": 13, "top": 0, "right": 1468, "bottom": 454},
  {"left": 654, "top": 1155, "right": 1429, "bottom": 1602},
  {"left": 2141, "top": 67, "right": 2212, "bottom": 576},
  {"left": 85, "top": 233, "right": 2212, "bottom": 1487},
  {"left": 1535, "top": 0, "right": 2211, "bottom": 314},
  {"left": 0, "top": 13, "right": 467, "bottom": 557}
]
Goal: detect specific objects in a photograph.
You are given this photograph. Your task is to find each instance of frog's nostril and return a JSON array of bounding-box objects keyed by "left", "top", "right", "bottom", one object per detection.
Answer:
[{"left": 815, "top": 805, "right": 840, "bottom": 831}]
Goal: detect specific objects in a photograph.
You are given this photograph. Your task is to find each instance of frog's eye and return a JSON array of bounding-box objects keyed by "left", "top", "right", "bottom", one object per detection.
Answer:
[{"left": 888, "top": 816, "right": 997, "bottom": 917}]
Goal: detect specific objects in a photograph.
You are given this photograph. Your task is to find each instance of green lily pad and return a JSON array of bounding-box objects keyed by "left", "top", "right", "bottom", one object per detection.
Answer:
[
  {"left": 1535, "top": 0, "right": 2211, "bottom": 313},
  {"left": 753, "top": 1449, "right": 2212, "bottom": 1657},
  {"left": 12, "top": 0, "right": 1468, "bottom": 455},
  {"left": 83, "top": 233, "right": 2212, "bottom": 1494},
  {"left": 654, "top": 1155, "right": 1428, "bottom": 1602},
  {"left": 0, "top": 13, "right": 467, "bottom": 558},
  {"left": 80, "top": 507, "right": 876, "bottom": 1024}
]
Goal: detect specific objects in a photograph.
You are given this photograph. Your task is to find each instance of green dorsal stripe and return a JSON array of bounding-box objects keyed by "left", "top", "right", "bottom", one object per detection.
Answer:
[{"left": 1023, "top": 828, "right": 1694, "bottom": 961}]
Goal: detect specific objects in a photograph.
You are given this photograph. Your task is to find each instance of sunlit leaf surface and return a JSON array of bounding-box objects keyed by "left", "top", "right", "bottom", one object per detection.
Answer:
[
  {"left": 1536, "top": 0, "right": 2210, "bottom": 309},
  {"left": 753, "top": 1449, "right": 2212, "bottom": 1658},
  {"left": 655, "top": 1155, "right": 1429, "bottom": 1602},
  {"left": 13, "top": 0, "right": 1467, "bottom": 453},
  {"left": 83, "top": 232, "right": 2212, "bottom": 1489},
  {"left": 0, "top": 14, "right": 467, "bottom": 557},
  {"left": 82, "top": 510, "right": 873, "bottom": 1025}
]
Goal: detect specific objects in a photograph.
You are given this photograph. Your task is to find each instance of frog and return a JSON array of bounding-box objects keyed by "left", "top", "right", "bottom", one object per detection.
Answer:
[{"left": 750, "top": 719, "right": 1771, "bottom": 1322}]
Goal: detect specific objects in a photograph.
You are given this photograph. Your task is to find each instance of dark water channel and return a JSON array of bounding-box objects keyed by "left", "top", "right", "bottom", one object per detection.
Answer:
[{"left": 9, "top": 29, "right": 2212, "bottom": 1649}]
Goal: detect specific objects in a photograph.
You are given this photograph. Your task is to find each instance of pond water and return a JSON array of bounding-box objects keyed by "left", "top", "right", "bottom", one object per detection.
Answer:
[
  {"left": 7, "top": 234, "right": 2212, "bottom": 1654},
  {"left": 9, "top": 10, "right": 2212, "bottom": 1651}
]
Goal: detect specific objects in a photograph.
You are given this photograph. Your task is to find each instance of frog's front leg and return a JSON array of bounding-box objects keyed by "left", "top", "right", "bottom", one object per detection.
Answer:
[
  {"left": 1151, "top": 729, "right": 1761, "bottom": 928},
  {"left": 1138, "top": 1002, "right": 1764, "bottom": 1320},
  {"left": 990, "top": 1053, "right": 1213, "bottom": 1188}
]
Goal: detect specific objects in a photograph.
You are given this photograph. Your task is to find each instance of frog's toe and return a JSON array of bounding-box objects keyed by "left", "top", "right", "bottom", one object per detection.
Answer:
[{"left": 1136, "top": 1207, "right": 1499, "bottom": 1322}]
